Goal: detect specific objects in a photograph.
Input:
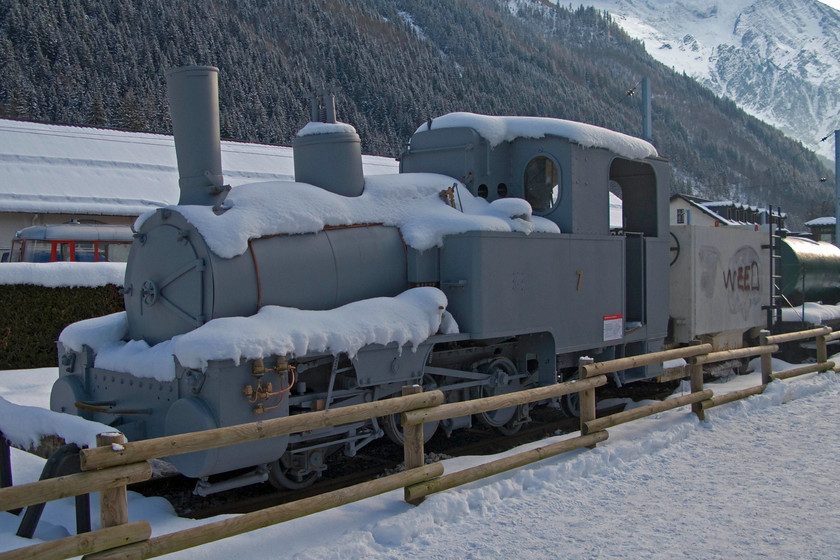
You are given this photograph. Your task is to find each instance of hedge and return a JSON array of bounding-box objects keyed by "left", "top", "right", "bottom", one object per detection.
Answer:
[{"left": 0, "top": 284, "right": 124, "bottom": 370}]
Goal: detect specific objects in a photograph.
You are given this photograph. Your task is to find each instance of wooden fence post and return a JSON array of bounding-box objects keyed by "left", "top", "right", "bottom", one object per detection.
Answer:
[
  {"left": 759, "top": 330, "right": 773, "bottom": 385},
  {"left": 689, "top": 358, "right": 705, "bottom": 421},
  {"left": 1, "top": 432, "right": 11, "bottom": 490},
  {"left": 816, "top": 333, "right": 828, "bottom": 366},
  {"left": 688, "top": 340, "right": 706, "bottom": 421},
  {"left": 401, "top": 385, "right": 425, "bottom": 505},
  {"left": 578, "top": 357, "right": 597, "bottom": 447},
  {"left": 96, "top": 433, "right": 128, "bottom": 528}
]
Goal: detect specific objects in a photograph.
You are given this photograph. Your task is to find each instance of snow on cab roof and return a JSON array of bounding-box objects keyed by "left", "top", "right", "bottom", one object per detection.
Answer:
[{"left": 420, "top": 113, "right": 659, "bottom": 160}]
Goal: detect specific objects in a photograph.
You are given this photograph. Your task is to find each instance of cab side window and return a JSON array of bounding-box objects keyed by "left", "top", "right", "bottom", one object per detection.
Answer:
[{"left": 523, "top": 156, "right": 560, "bottom": 213}]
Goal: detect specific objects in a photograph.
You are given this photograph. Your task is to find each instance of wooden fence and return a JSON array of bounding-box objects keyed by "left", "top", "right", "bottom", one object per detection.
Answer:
[{"left": 1, "top": 327, "right": 836, "bottom": 560}]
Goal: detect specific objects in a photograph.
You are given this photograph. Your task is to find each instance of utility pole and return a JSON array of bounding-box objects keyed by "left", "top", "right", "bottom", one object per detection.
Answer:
[
  {"left": 835, "top": 130, "right": 839, "bottom": 247},
  {"left": 642, "top": 77, "right": 652, "bottom": 143}
]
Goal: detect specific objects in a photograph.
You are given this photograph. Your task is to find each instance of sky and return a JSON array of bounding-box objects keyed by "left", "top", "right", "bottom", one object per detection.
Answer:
[{"left": 820, "top": 0, "right": 840, "bottom": 11}]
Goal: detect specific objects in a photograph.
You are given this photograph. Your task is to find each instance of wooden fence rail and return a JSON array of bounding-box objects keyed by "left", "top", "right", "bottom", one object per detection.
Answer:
[
  {"left": 1, "top": 522, "right": 151, "bottom": 560},
  {"left": 84, "top": 465, "right": 444, "bottom": 560},
  {"left": 80, "top": 390, "right": 445, "bottom": 472},
  {"left": 404, "top": 431, "right": 609, "bottom": 503},
  {"left": 762, "top": 326, "right": 830, "bottom": 344},
  {"left": 578, "top": 344, "right": 713, "bottom": 378},
  {"left": 401, "top": 375, "right": 607, "bottom": 426},
  {"left": 1, "top": 325, "right": 837, "bottom": 560},
  {"left": 0, "top": 461, "right": 151, "bottom": 513},
  {"left": 693, "top": 344, "right": 778, "bottom": 365},
  {"left": 582, "top": 390, "right": 713, "bottom": 435}
]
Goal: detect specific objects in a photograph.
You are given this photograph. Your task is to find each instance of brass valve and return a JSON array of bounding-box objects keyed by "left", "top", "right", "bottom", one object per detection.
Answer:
[
  {"left": 252, "top": 358, "right": 268, "bottom": 376},
  {"left": 439, "top": 186, "right": 456, "bottom": 208}
]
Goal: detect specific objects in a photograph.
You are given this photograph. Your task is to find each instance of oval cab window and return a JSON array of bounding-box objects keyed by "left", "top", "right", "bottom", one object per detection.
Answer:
[{"left": 523, "top": 156, "right": 560, "bottom": 213}]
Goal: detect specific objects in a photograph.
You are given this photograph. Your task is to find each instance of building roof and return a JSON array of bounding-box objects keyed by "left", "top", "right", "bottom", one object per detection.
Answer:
[
  {"left": 0, "top": 119, "right": 398, "bottom": 217},
  {"left": 670, "top": 194, "right": 736, "bottom": 225},
  {"left": 670, "top": 193, "right": 786, "bottom": 225},
  {"left": 805, "top": 216, "right": 835, "bottom": 227}
]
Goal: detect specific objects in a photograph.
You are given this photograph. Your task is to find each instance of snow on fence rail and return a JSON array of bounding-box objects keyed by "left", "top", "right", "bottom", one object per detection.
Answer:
[{"left": 1, "top": 327, "right": 837, "bottom": 560}]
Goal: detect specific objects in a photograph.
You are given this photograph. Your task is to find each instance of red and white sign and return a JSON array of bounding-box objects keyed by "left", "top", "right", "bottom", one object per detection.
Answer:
[{"left": 603, "top": 314, "right": 623, "bottom": 341}]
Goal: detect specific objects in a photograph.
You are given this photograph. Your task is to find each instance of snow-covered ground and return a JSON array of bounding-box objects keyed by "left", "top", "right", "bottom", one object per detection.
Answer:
[{"left": 2, "top": 362, "right": 838, "bottom": 558}]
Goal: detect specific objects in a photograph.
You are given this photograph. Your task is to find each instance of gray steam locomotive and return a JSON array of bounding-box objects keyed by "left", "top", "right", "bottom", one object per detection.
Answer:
[{"left": 50, "top": 66, "right": 671, "bottom": 494}]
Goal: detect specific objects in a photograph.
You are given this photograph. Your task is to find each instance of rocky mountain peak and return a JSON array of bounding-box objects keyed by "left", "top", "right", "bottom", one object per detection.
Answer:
[{"left": 572, "top": 0, "right": 840, "bottom": 162}]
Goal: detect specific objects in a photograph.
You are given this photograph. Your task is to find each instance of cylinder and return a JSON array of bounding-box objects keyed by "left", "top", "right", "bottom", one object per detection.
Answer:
[
  {"left": 779, "top": 236, "right": 840, "bottom": 305},
  {"left": 165, "top": 65, "right": 226, "bottom": 207}
]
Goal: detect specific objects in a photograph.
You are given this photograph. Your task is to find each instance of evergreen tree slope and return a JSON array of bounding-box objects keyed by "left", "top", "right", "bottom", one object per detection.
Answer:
[{"left": 0, "top": 0, "right": 831, "bottom": 226}]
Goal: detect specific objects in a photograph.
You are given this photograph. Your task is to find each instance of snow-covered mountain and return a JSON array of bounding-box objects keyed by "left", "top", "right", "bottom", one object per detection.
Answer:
[{"left": 573, "top": 0, "right": 840, "bottom": 162}]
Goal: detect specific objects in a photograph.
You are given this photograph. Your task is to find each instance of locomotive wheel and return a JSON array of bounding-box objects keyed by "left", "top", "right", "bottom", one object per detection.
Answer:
[
  {"left": 559, "top": 391, "right": 581, "bottom": 419},
  {"left": 268, "top": 457, "right": 321, "bottom": 490},
  {"left": 473, "top": 357, "right": 528, "bottom": 434},
  {"left": 558, "top": 370, "right": 581, "bottom": 418},
  {"left": 381, "top": 413, "right": 439, "bottom": 445},
  {"left": 382, "top": 376, "right": 440, "bottom": 445},
  {"left": 493, "top": 403, "right": 531, "bottom": 436}
]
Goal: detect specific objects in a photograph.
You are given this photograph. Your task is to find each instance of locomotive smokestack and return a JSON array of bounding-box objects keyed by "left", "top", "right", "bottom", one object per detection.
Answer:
[{"left": 165, "top": 65, "right": 228, "bottom": 207}]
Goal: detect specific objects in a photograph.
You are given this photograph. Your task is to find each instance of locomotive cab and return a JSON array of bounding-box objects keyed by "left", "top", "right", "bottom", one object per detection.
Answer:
[{"left": 401, "top": 115, "right": 670, "bottom": 383}]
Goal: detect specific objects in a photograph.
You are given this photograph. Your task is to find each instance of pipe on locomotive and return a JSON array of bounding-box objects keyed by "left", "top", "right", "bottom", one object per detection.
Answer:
[
  {"left": 167, "top": 65, "right": 364, "bottom": 200},
  {"left": 165, "top": 65, "right": 229, "bottom": 207}
]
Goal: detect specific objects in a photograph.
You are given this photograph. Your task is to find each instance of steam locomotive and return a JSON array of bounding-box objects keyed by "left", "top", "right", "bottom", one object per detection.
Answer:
[{"left": 49, "top": 65, "right": 715, "bottom": 494}]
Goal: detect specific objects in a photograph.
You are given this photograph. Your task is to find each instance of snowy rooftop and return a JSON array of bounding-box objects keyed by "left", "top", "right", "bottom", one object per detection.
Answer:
[
  {"left": 0, "top": 119, "right": 398, "bottom": 216},
  {"left": 805, "top": 216, "right": 836, "bottom": 226},
  {"left": 702, "top": 200, "right": 763, "bottom": 212},
  {"left": 678, "top": 196, "right": 738, "bottom": 226},
  {"left": 422, "top": 113, "right": 659, "bottom": 160}
]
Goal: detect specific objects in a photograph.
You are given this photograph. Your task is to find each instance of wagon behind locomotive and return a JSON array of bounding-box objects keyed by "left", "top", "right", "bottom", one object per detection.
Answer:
[{"left": 668, "top": 225, "right": 769, "bottom": 363}]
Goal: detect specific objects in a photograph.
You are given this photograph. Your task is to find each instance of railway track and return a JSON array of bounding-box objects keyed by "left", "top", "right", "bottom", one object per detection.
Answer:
[{"left": 131, "top": 382, "right": 677, "bottom": 519}]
